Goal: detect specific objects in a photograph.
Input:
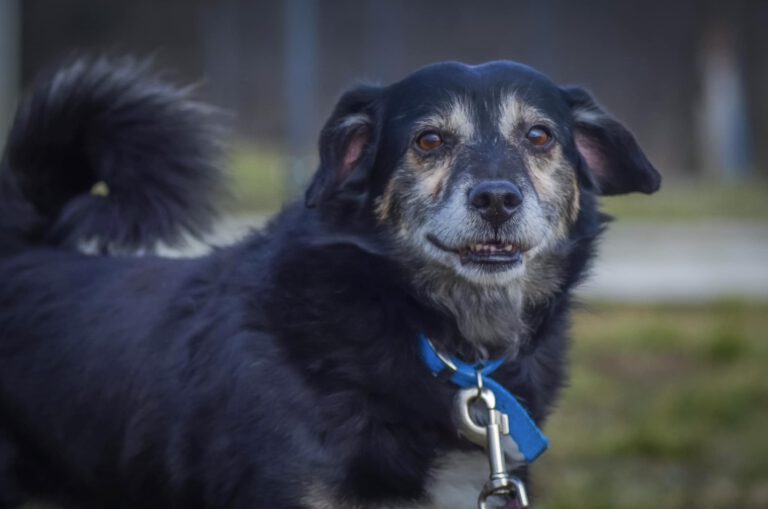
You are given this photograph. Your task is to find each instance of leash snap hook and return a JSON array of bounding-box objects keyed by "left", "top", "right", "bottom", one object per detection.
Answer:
[
  {"left": 476, "top": 392, "right": 528, "bottom": 509},
  {"left": 478, "top": 476, "right": 529, "bottom": 509},
  {"left": 452, "top": 378, "right": 529, "bottom": 509},
  {"left": 452, "top": 386, "right": 497, "bottom": 446}
]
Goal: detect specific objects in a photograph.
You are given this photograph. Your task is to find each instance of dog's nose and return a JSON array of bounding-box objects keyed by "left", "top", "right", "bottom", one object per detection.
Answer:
[{"left": 468, "top": 181, "right": 523, "bottom": 226}]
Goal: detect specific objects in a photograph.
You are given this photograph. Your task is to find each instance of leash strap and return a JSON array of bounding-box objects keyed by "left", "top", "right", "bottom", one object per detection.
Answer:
[{"left": 419, "top": 335, "right": 549, "bottom": 463}]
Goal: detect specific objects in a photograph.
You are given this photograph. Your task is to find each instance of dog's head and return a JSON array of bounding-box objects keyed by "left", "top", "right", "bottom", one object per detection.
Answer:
[{"left": 306, "top": 61, "right": 659, "bottom": 351}]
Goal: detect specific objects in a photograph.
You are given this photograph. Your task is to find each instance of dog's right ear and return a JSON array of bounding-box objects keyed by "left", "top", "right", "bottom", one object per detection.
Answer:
[{"left": 305, "top": 85, "right": 382, "bottom": 208}]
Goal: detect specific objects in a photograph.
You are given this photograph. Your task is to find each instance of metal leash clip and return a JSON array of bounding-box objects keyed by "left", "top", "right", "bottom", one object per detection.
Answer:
[{"left": 452, "top": 372, "right": 530, "bottom": 509}]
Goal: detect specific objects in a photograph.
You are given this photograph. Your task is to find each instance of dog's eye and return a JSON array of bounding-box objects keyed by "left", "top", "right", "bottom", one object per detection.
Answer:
[
  {"left": 526, "top": 126, "right": 552, "bottom": 147},
  {"left": 416, "top": 131, "right": 444, "bottom": 151}
]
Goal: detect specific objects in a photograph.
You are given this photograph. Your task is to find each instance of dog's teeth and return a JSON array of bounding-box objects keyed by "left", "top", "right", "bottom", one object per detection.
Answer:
[{"left": 465, "top": 243, "right": 520, "bottom": 254}]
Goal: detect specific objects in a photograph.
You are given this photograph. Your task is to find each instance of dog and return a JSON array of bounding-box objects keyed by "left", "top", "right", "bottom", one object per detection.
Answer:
[{"left": 0, "top": 58, "right": 660, "bottom": 508}]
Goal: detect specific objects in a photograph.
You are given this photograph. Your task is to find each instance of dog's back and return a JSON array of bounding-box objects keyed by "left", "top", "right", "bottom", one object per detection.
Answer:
[{"left": 0, "top": 59, "right": 237, "bottom": 508}]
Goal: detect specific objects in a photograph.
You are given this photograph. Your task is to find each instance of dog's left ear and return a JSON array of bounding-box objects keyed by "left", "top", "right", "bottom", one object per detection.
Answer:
[
  {"left": 305, "top": 85, "right": 382, "bottom": 208},
  {"left": 562, "top": 86, "right": 661, "bottom": 195}
]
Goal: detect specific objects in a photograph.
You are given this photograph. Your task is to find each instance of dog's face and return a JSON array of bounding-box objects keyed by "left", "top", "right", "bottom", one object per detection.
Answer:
[
  {"left": 371, "top": 64, "right": 586, "bottom": 287},
  {"left": 307, "top": 62, "right": 659, "bottom": 287},
  {"left": 306, "top": 62, "right": 658, "bottom": 352}
]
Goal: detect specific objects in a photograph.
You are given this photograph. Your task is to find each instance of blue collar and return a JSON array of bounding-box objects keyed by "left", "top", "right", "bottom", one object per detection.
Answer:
[{"left": 418, "top": 334, "right": 549, "bottom": 463}]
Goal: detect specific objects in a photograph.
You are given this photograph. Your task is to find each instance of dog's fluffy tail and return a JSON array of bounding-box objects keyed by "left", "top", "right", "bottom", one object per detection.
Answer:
[{"left": 0, "top": 57, "right": 227, "bottom": 255}]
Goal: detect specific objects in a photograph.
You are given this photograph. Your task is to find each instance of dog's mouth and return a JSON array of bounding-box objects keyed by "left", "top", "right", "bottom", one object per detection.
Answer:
[{"left": 427, "top": 234, "right": 529, "bottom": 267}]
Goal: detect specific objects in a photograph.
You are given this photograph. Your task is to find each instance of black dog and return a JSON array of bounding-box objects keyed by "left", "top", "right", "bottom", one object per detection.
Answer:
[{"left": 0, "top": 58, "right": 660, "bottom": 508}]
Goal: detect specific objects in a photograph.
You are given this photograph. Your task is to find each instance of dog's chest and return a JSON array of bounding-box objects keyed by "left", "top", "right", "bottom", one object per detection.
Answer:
[
  {"left": 419, "top": 450, "right": 492, "bottom": 509},
  {"left": 304, "top": 450, "right": 510, "bottom": 509}
]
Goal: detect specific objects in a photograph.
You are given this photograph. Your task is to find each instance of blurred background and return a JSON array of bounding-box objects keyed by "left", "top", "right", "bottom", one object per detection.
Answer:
[{"left": 1, "top": 1, "right": 767, "bottom": 508}]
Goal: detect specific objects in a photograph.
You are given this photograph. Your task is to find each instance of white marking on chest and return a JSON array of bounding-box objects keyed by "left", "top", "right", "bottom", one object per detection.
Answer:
[
  {"left": 304, "top": 450, "right": 521, "bottom": 509},
  {"left": 421, "top": 450, "right": 490, "bottom": 509}
]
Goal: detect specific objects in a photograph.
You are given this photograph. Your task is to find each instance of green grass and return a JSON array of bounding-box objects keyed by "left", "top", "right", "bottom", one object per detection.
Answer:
[
  {"left": 601, "top": 180, "right": 768, "bottom": 222},
  {"left": 226, "top": 144, "right": 287, "bottom": 212},
  {"left": 535, "top": 301, "right": 768, "bottom": 509}
]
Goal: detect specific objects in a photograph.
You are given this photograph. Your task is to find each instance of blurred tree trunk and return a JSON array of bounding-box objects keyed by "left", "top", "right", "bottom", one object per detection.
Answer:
[
  {"left": 0, "top": 0, "right": 20, "bottom": 145},
  {"left": 203, "top": 0, "right": 242, "bottom": 114},
  {"left": 365, "top": 0, "right": 402, "bottom": 82},
  {"left": 743, "top": 1, "right": 768, "bottom": 178},
  {"left": 283, "top": 0, "right": 317, "bottom": 199}
]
